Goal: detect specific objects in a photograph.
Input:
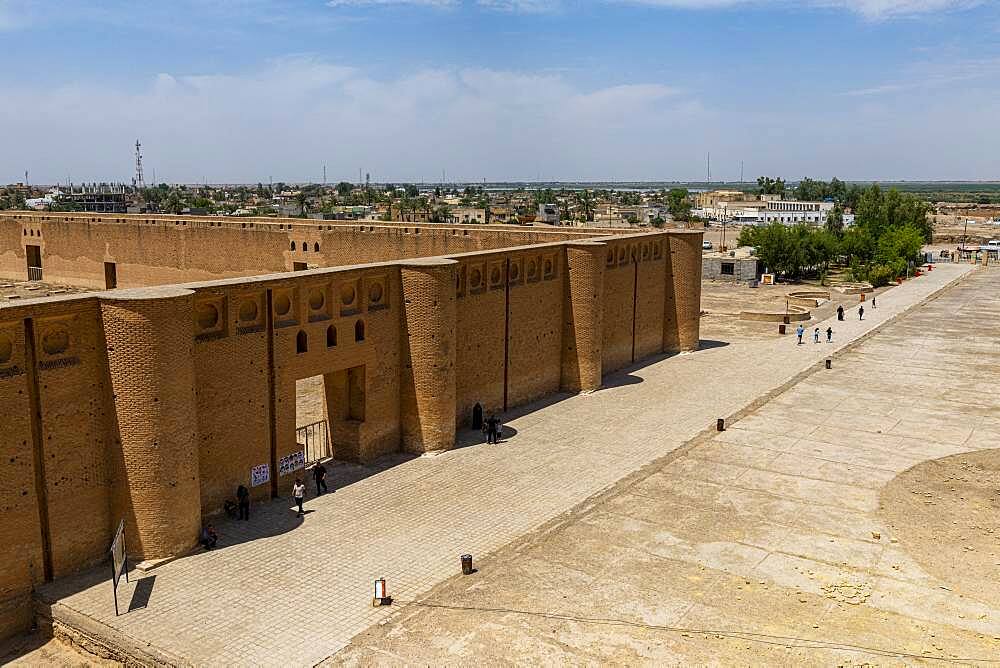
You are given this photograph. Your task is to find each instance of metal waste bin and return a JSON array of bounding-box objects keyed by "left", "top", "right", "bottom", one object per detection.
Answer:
[{"left": 461, "top": 554, "right": 473, "bottom": 575}]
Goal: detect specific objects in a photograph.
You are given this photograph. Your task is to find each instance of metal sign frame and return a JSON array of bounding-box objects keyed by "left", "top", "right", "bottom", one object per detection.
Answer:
[{"left": 109, "top": 519, "right": 128, "bottom": 616}]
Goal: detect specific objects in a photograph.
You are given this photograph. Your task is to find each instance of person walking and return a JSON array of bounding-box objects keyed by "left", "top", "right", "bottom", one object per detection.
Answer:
[
  {"left": 826, "top": 326, "right": 833, "bottom": 343},
  {"left": 237, "top": 484, "right": 250, "bottom": 521},
  {"left": 795, "top": 324, "right": 805, "bottom": 345},
  {"left": 871, "top": 295, "right": 876, "bottom": 309},
  {"left": 494, "top": 415, "right": 504, "bottom": 444},
  {"left": 837, "top": 305, "right": 844, "bottom": 321},
  {"left": 859, "top": 304, "right": 865, "bottom": 320},
  {"left": 292, "top": 478, "right": 306, "bottom": 517},
  {"left": 813, "top": 327, "right": 820, "bottom": 344},
  {"left": 313, "top": 462, "right": 328, "bottom": 496},
  {"left": 482, "top": 413, "right": 490, "bottom": 442}
]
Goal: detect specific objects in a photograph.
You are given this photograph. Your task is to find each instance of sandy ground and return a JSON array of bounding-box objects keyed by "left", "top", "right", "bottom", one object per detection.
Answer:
[
  {"left": 881, "top": 448, "right": 1000, "bottom": 604},
  {"left": 0, "top": 278, "right": 92, "bottom": 302},
  {"left": 0, "top": 633, "right": 117, "bottom": 667}
]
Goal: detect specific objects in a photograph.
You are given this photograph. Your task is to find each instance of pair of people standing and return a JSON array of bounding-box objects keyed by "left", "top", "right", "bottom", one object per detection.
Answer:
[
  {"left": 483, "top": 414, "right": 503, "bottom": 444},
  {"left": 291, "top": 466, "right": 327, "bottom": 518}
]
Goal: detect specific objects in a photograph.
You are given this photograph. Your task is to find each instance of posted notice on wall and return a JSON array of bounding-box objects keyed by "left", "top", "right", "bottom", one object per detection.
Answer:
[
  {"left": 250, "top": 463, "right": 270, "bottom": 487},
  {"left": 279, "top": 451, "right": 305, "bottom": 477}
]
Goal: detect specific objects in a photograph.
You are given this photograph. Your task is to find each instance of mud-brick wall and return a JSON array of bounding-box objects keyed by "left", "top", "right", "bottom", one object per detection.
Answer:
[
  {"left": 269, "top": 268, "right": 402, "bottom": 474},
  {"left": 191, "top": 289, "right": 272, "bottom": 514},
  {"left": 0, "top": 299, "right": 116, "bottom": 642},
  {"left": 601, "top": 241, "right": 637, "bottom": 374},
  {"left": 0, "top": 219, "right": 28, "bottom": 280},
  {"left": 506, "top": 251, "right": 564, "bottom": 408},
  {"left": 35, "top": 219, "right": 291, "bottom": 288},
  {"left": 634, "top": 238, "right": 667, "bottom": 360},
  {"left": 454, "top": 255, "right": 507, "bottom": 425},
  {"left": 31, "top": 303, "right": 114, "bottom": 575},
  {"left": 0, "top": 317, "right": 45, "bottom": 640}
]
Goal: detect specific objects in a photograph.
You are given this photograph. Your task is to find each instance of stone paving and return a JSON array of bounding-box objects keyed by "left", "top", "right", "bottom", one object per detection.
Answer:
[{"left": 37, "top": 263, "right": 972, "bottom": 666}]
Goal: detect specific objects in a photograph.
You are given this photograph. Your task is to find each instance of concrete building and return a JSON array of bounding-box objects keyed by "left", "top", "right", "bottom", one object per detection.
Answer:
[
  {"left": 450, "top": 207, "right": 487, "bottom": 225},
  {"left": 762, "top": 200, "right": 835, "bottom": 225},
  {"left": 0, "top": 211, "right": 703, "bottom": 641},
  {"left": 702, "top": 249, "right": 761, "bottom": 282},
  {"left": 536, "top": 203, "right": 559, "bottom": 224}
]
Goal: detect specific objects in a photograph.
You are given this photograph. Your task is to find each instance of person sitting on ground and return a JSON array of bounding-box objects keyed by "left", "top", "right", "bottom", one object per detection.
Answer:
[{"left": 200, "top": 524, "right": 218, "bottom": 550}]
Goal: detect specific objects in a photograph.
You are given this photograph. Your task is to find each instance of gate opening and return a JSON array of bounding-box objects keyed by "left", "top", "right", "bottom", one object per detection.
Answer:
[
  {"left": 295, "top": 365, "right": 366, "bottom": 464},
  {"left": 26, "top": 245, "right": 42, "bottom": 281}
]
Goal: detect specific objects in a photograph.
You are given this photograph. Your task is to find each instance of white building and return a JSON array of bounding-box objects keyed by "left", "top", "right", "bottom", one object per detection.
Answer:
[
  {"left": 450, "top": 207, "right": 487, "bottom": 224},
  {"left": 762, "top": 200, "right": 835, "bottom": 225}
]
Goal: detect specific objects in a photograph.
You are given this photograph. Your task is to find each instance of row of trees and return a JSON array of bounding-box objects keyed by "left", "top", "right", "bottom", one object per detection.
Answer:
[{"left": 738, "top": 185, "right": 931, "bottom": 286}]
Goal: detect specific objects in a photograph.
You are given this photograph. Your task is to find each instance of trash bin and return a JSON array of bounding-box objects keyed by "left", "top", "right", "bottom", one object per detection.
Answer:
[
  {"left": 461, "top": 554, "right": 473, "bottom": 575},
  {"left": 778, "top": 324, "right": 786, "bottom": 335}
]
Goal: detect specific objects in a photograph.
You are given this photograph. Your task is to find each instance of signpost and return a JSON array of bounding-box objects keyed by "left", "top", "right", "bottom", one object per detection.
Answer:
[{"left": 109, "top": 520, "right": 128, "bottom": 616}]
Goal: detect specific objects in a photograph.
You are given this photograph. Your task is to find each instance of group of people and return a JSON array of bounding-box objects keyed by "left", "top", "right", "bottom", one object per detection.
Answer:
[
  {"left": 796, "top": 324, "right": 834, "bottom": 345},
  {"left": 798, "top": 294, "right": 880, "bottom": 347},
  {"left": 482, "top": 414, "right": 504, "bottom": 444}
]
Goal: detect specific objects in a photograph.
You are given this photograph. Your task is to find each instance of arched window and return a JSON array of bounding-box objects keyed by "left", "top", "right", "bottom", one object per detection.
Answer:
[
  {"left": 313, "top": 242, "right": 320, "bottom": 252},
  {"left": 290, "top": 241, "right": 296, "bottom": 251},
  {"left": 296, "top": 330, "right": 308, "bottom": 354},
  {"left": 302, "top": 241, "right": 308, "bottom": 252},
  {"left": 327, "top": 325, "right": 337, "bottom": 348},
  {"left": 354, "top": 319, "right": 365, "bottom": 342}
]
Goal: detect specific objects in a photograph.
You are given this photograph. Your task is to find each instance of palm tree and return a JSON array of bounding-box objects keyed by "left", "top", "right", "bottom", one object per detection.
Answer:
[
  {"left": 576, "top": 190, "right": 595, "bottom": 222},
  {"left": 295, "top": 191, "right": 308, "bottom": 217}
]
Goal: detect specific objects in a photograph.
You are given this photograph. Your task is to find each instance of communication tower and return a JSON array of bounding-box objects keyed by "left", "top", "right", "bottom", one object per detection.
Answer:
[{"left": 133, "top": 140, "right": 145, "bottom": 190}]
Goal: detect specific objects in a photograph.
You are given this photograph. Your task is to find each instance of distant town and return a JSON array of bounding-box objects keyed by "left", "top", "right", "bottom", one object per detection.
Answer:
[{"left": 4, "top": 174, "right": 999, "bottom": 230}]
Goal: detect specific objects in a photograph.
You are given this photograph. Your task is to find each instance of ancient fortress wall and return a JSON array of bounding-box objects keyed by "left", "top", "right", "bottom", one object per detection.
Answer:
[{"left": 0, "top": 212, "right": 701, "bottom": 640}]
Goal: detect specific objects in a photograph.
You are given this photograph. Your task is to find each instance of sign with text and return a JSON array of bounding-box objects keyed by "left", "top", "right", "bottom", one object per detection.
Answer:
[
  {"left": 250, "top": 463, "right": 270, "bottom": 487},
  {"left": 109, "top": 519, "right": 128, "bottom": 616},
  {"left": 278, "top": 450, "right": 305, "bottom": 477}
]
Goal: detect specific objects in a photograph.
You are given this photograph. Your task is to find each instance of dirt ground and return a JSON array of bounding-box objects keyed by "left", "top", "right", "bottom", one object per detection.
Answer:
[
  {"left": 0, "top": 633, "right": 117, "bottom": 667},
  {"left": 880, "top": 449, "right": 1000, "bottom": 604},
  {"left": 0, "top": 278, "right": 92, "bottom": 302}
]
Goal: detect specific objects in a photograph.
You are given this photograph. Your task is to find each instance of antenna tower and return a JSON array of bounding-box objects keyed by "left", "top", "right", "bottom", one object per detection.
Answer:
[{"left": 134, "top": 140, "right": 145, "bottom": 190}]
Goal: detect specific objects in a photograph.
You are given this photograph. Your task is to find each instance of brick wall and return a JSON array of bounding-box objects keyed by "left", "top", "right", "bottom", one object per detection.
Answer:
[{"left": 0, "top": 223, "right": 703, "bottom": 642}]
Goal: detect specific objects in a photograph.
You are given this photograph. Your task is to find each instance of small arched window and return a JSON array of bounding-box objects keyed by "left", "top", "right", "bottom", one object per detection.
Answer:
[
  {"left": 290, "top": 241, "right": 296, "bottom": 251},
  {"left": 327, "top": 325, "right": 337, "bottom": 348},
  {"left": 354, "top": 319, "right": 365, "bottom": 342},
  {"left": 313, "top": 242, "right": 320, "bottom": 252},
  {"left": 302, "top": 241, "right": 308, "bottom": 252},
  {"left": 296, "top": 330, "right": 308, "bottom": 354}
]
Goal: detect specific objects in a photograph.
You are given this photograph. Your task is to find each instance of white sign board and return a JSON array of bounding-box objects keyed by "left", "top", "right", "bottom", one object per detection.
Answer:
[
  {"left": 250, "top": 463, "right": 270, "bottom": 487},
  {"left": 279, "top": 451, "right": 305, "bottom": 477}
]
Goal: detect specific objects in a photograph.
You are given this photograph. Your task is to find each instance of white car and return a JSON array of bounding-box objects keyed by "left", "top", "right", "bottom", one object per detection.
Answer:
[{"left": 702, "top": 241, "right": 713, "bottom": 250}]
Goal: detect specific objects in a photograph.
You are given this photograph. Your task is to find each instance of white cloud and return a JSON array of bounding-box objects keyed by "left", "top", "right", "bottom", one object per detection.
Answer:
[
  {"left": 611, "top": 0, "right": 981, "bottom": 20},
  {"left": 476, "top": 0, "right": 561, "bottom": 12},
  {"left": 0, "top": 57, "right": 702, "bottom": 183}
]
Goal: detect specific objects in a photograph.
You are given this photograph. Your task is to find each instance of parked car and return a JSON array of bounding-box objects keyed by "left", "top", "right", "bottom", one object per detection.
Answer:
[{"left": 702, "top": 240, "right": 713, "bottom": 250}]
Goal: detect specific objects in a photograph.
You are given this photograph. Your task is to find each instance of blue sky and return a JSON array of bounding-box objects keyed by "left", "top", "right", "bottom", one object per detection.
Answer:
[{"left": 2, "top": 0, "right": 998, "bottom": 183}]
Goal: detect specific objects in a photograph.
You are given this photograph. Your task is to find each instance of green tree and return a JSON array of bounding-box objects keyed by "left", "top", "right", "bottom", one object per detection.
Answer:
[
  {"left": 825, "top": 205, "right": 845, "bottom": 236},
  {"left": 667, "top": 188, "right": 691, "bottom": 222},
  {"left": 757, "top": 176, "right": 786, "bottom": 195},
  {"left": 575, "top": 190, "right": 595, "bottom": 222},
  {"left": 336, "top": 181, "right": 354, "bottom": 197}
]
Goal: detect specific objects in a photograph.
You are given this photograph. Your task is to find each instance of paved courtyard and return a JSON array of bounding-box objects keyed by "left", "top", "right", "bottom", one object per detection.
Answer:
[
  {"left": 338, "top": 265, "right": 1000, "bottom": 665},
  {"left": 37, "top": 263, "right": 974, "bottom": 666}
]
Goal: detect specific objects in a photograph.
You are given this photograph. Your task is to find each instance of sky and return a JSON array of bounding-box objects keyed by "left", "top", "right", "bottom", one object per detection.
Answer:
[{"left": 1, "top": 0, "right": 998, "bottom": 184}]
